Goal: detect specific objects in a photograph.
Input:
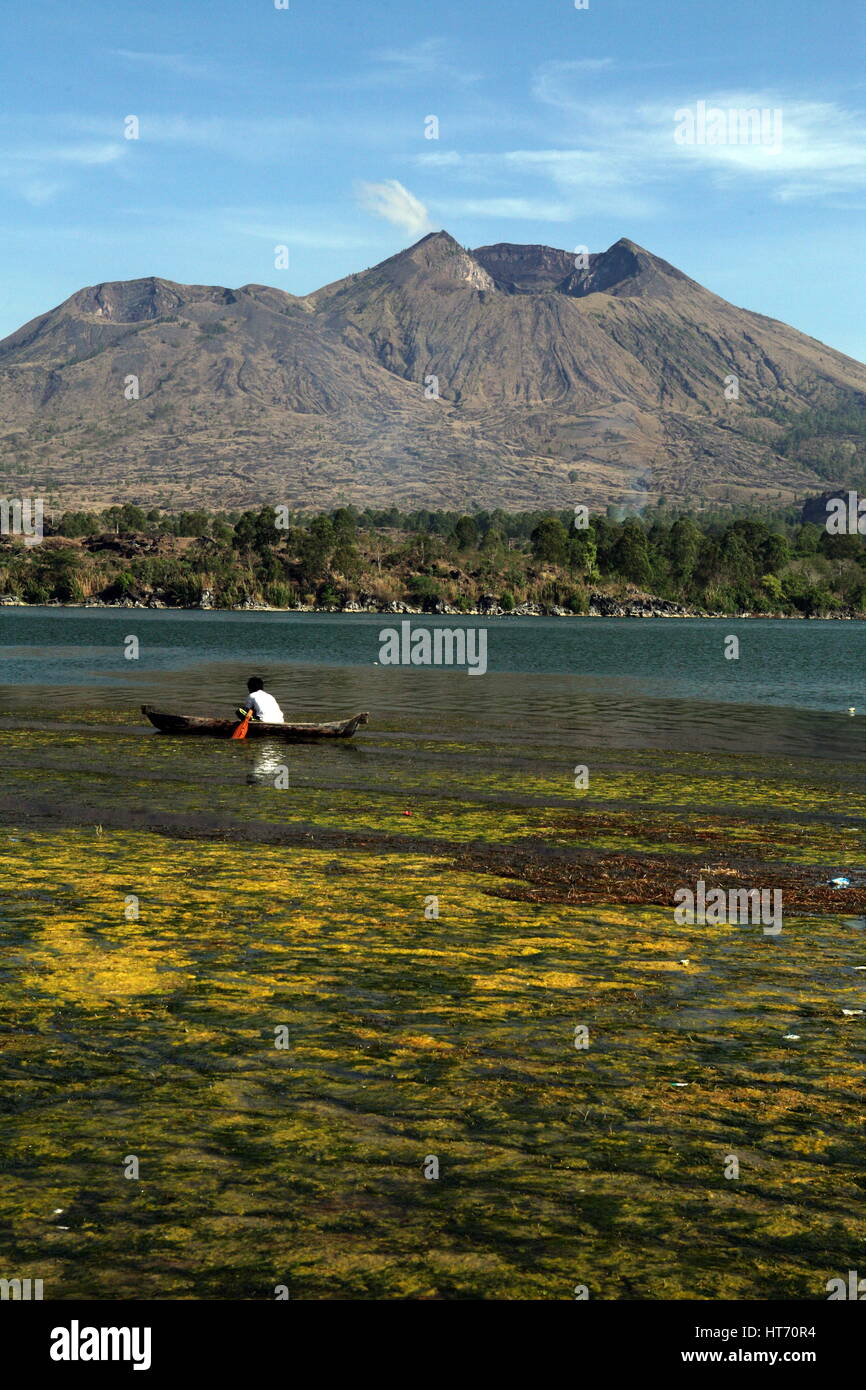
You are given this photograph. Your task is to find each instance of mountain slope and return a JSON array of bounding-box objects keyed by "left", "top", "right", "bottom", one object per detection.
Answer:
[{"left": 0, "top": 232, "right": 862, "bottom": 513}]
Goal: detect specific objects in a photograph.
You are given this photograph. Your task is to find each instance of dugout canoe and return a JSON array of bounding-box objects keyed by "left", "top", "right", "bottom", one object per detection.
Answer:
[{"left": 142, "top": 705, "right": 369, "bottom": 741}]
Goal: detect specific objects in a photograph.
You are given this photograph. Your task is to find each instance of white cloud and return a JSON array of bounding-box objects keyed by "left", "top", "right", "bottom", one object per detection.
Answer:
[
  {"left": 654, "top": 97, "right": 866, "bottom": 198},
  {"left": 412, "top": 88, "right": 863, "bottom": 223},
  {"left": 529, "top": 66, "right": 866, "bottom": 203},
  {"left": 356, "top": 179, "right": 433, "bottom": 236}
]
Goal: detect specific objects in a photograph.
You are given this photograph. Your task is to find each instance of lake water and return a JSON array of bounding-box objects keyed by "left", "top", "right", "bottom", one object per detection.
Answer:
[
  {"left": 0, "top": 607, "right": 863, "bottom": 759},
  {"left": 2, "top": 609, "right": 864, "bottom": 1301}
]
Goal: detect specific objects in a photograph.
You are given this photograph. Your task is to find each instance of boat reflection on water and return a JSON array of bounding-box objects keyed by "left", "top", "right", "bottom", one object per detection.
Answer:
[{"left": 246, "top": 741, "right": 290, "bottom": 787}]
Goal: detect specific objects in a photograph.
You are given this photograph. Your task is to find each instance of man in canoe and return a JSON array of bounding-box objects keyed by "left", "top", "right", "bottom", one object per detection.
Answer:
[{"left": 236, "top": 676, "right": 285, "bottom": 724}]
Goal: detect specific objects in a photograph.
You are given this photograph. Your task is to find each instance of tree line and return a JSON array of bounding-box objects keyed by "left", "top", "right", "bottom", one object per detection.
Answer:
[{"left": 0, "top": 500, "right": 862, "bottom": 615}]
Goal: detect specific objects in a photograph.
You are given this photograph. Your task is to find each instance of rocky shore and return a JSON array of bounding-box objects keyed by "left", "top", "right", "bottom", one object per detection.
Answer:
[{"left": 1, "top": 592, "right": 861, "bottom": 619}]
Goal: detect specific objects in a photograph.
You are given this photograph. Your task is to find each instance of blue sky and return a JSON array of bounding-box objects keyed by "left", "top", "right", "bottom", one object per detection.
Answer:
[{"left": 1, "top": 0, "right": 864, "bottom": 356}]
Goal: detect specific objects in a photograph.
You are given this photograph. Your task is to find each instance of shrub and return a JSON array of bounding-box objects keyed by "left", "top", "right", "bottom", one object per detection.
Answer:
[
  {"left": 565, "top": 587, "right": 589, "bottom": 614},
  {"left": 761, "top": 573, "right": 785, "bottom": 605},
  {"left": 406, "top": 575, "right": 442, "bottom": 609},
  {"left": 266, "top": 582, "right": 293, "bottom": 608},
  {"left": 317, "top": 582, "right": 341, "bottom": 607},
  {"left": 22, "top": 579, "right": 51, "bottom": 604}
]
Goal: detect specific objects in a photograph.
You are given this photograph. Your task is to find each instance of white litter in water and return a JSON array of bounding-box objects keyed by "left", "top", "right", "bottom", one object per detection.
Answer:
[
  {"left": 671, "top": 1081, "right": 689, "bottom": 1087},
  {"left": 841, "top": 1009, "right": 864, "bottom": 1017},
  {"left": 783, "top": 1034, "right": 801, "bottom": 1041}
]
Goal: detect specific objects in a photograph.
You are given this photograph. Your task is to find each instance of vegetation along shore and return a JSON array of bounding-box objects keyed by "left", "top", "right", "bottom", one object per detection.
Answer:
[{"left": 2, "top": 498, "right": 863, "bottom": 618}]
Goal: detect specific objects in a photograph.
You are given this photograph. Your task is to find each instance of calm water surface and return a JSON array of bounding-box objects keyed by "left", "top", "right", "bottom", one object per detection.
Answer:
[{"left": 0, "top": 607, "right": 863, "bottom": 759}]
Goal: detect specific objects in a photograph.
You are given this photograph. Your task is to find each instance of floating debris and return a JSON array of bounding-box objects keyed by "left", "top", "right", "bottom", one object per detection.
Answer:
[
  {"left": 783, "top": 1034, "right": 801, "bottom": 1041},
  {"left": 841, "top": 1009, "right": 864, "bottom": 1017},
  {"left": 829, "top": 877, "right": 851, "bottom": 888}
]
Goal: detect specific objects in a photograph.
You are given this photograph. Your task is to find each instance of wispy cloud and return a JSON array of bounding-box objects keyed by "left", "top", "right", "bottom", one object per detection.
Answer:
[
  {"left": 0, "top": 126, "right": 127, "bottom": 205},
  {"left": 371, "top": 37, "right": 480, "bottom": 85},
  {"left": 19, "top": 179, "right": 64, "bottom": 206},
  {"left": 112, "top": 50, "right": 216, "bottom": 80},
  {"left": 531, "top": 58, "right": 617, "bottom": 108},
  {"left": 654, "top": 96, "right": 866, "bottom": 199},
  {"left": 118, "top": 114, "right": 315, "bottom": 160},
  {"left": 437, "top": 196, "right": 573, "bottom": 222},
  {"left": 17, "top": 142, "right": 125, "bottom": 167},
  {"left": 356, "top": 179, "right": 433, "bottom": 236},
  {"left": 228, "top": 215, "right": 378, "bottom": 252},
  {"left": 411, "top": 148, "right": 657, "bottom": 219},
  {"left": 308, "top": 37, "right": 481, "bottom": 92},
  {"left": 70, "top": 113, "right": 414, "bottom": 161},
  {"left": 531, "top": 61, "right": 866, "bottom": 203},
  {"left": 414, "top": 73, "right": 866, "bottom": 223}
]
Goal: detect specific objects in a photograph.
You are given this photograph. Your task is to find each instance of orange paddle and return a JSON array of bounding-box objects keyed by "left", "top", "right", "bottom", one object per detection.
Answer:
[{"left": 231, "top": 708, "right": 253, "bottom": 740}]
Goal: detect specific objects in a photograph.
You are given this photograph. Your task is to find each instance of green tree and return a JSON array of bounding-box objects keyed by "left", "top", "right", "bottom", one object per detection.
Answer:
[
  {"left": 569, "top": 528, "right": 598, "bottom": 579},
  {"left": 530, "top": 517, "right": 569, "bottom": 565},
  {"left": 762, "top": 533, "right": 791, "bottom": 571},
  {"left": 795, "top": 523, "right": 821, "bottom": 554},
  {"left": 297, "top": 515, "right": 334, "bottom": 583},
  {"left": 452, "top": 516, "right": 479, "bottom": 550},
  {"left": 667, "top": 517, "right": 702, "bottom": 583},
  {"left": 612, "top": 519, "right": 652, "bottom": 585}
]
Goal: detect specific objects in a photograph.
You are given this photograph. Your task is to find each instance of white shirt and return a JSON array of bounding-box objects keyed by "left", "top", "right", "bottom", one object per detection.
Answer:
[{"left": 247, "top": 691, "right": 284, "bottom": 723}]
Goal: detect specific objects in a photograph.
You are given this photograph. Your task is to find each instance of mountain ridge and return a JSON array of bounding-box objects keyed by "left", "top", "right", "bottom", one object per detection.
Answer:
[{"left": 0, "top": 232, "right": 863, "bottom": 513}]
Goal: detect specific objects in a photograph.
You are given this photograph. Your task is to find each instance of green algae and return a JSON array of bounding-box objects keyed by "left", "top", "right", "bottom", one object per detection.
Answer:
[
  {"left": 0, "top": 711, "right": 863, "bottom": 1300},
  {"left": 1, "top": 826, "right": 863, "bottom": 1300},
  {"left": 0, "top": 726, "right": 860, "bottom": 871}
]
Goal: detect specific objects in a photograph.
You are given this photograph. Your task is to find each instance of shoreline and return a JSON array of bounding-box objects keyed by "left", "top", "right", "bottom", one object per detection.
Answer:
[{"left": 0, "top": 597, "right": 863, "bottom": 620}]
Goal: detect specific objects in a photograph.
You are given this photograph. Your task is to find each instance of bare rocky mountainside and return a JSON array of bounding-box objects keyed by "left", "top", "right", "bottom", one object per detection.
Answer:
[{"left": 0, "top": 230, "right": 863, "bottom": 512}]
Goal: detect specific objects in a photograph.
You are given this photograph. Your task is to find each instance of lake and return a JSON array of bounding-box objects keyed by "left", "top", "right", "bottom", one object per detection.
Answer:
[
  {"left": 1, "top": 606, "right": 864, "bottom": 1300},
  {"left": 0, "top": 607, "right": 863, "bottom": 759}
]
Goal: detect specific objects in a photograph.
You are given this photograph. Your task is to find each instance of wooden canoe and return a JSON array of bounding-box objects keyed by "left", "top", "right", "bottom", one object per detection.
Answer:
[{"left": 142, "top": 705, "right": 369, "bottom": 741}]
